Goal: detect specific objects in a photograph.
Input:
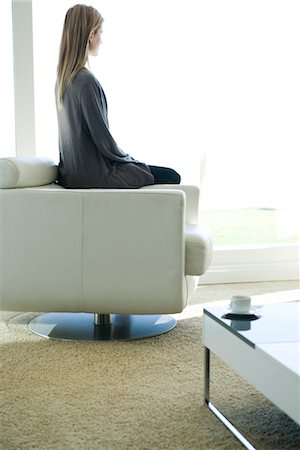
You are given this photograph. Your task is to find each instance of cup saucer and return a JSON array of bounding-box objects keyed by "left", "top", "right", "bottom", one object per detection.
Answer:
[{"left": 226, "top": 305, "right": 262, "bottom": 316}]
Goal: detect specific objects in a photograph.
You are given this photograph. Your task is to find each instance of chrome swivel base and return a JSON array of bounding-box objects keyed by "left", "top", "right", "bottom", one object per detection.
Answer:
[{"left": 28, "top": 312, "right": 177, "bottom": 341}]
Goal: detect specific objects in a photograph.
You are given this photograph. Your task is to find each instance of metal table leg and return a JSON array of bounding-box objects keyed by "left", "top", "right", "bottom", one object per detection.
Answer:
[{"left": 204, "top": 347, "right": 256, "bottom": 450}]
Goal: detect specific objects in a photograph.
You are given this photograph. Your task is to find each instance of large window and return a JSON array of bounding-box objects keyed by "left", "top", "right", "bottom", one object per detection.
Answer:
[
  {"left": 196, "top": 0, "right": 300, "bottom": 249},
  {"left": 12, "top": 0, "right": 300, "bottom": 282}
]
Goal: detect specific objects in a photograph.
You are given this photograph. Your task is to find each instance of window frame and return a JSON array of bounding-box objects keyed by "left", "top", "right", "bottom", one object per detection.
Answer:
[{"left": 12, "top": 0, "right": 36, "bottom": 157}]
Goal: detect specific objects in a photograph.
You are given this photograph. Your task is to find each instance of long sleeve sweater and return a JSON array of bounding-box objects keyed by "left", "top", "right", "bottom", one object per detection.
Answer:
[{"left": 56, "top": 68, "right": 154, "bottom": 188}]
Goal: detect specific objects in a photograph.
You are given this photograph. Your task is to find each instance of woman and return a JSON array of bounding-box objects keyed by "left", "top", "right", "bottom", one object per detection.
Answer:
[{"left": 56, "top": 4, "right": 181, "bottom": 188}]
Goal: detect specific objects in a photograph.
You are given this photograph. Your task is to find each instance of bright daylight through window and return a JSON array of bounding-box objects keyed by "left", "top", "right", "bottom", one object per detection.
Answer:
[{"left": 12, "top": 1, "right": 300, "bottom": 250}]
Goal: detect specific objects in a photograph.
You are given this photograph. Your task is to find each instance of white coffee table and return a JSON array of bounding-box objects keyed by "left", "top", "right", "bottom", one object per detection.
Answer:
[{"left": 203, "top": 301, "right": 300, "bottom": 450}]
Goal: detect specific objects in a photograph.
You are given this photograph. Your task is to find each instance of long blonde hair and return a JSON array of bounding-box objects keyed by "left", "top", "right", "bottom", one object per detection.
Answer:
[{"left": 57, "top": 4, "right": 103, "bottom": 106}]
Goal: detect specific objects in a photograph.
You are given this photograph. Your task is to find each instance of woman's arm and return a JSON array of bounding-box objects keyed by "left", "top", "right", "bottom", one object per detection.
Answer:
[{"left": 80, "top": 79, "right": 136, "bottom": 163}]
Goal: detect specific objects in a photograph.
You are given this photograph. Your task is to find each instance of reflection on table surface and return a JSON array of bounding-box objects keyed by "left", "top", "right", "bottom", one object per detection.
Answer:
[{"left": 204, "top": 301, "right": 300, "bottom": 346}]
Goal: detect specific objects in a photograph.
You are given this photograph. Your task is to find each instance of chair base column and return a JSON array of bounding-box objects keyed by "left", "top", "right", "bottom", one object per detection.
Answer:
[{"left": 28, "top": 312, "right": 177, "bottom": 341}]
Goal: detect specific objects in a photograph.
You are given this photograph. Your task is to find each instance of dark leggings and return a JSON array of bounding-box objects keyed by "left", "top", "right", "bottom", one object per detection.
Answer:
[{"left": 148, "top": 165, "right": 181, "bottom": 184}]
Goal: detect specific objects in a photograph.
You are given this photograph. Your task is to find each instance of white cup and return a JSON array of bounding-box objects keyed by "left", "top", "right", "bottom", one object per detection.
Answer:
[{"left": 230, "top": 295, "right": 251, "bottom": 313}]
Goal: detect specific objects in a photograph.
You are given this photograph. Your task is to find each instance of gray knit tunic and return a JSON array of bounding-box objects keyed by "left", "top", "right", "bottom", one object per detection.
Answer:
[{"left": 56, "top": 69, "right": 154, "bottom": 188}]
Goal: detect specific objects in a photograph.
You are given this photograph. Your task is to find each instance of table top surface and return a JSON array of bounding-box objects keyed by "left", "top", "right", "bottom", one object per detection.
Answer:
[
  {"left": 204, "top": 301, "right": 300, "bottom": 376},
  {"left": 204, "top": 301, "right": 300, "bottom": 347}
]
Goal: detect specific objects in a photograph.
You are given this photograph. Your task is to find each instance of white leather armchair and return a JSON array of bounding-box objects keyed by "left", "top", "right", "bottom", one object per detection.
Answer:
[{"left": 0, "top": 157, "right": 212, "bottom": 340}]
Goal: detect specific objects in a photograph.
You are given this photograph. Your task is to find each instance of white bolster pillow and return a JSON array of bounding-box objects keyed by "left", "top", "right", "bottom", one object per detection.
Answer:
[{"left": 0, "top": 157, "right": 57, "bottom": 189}]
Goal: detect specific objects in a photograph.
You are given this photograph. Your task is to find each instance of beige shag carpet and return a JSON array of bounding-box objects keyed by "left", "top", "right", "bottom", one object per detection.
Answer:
[{"left": 1, "top": 281, "right": 300, "bottom": 450}]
